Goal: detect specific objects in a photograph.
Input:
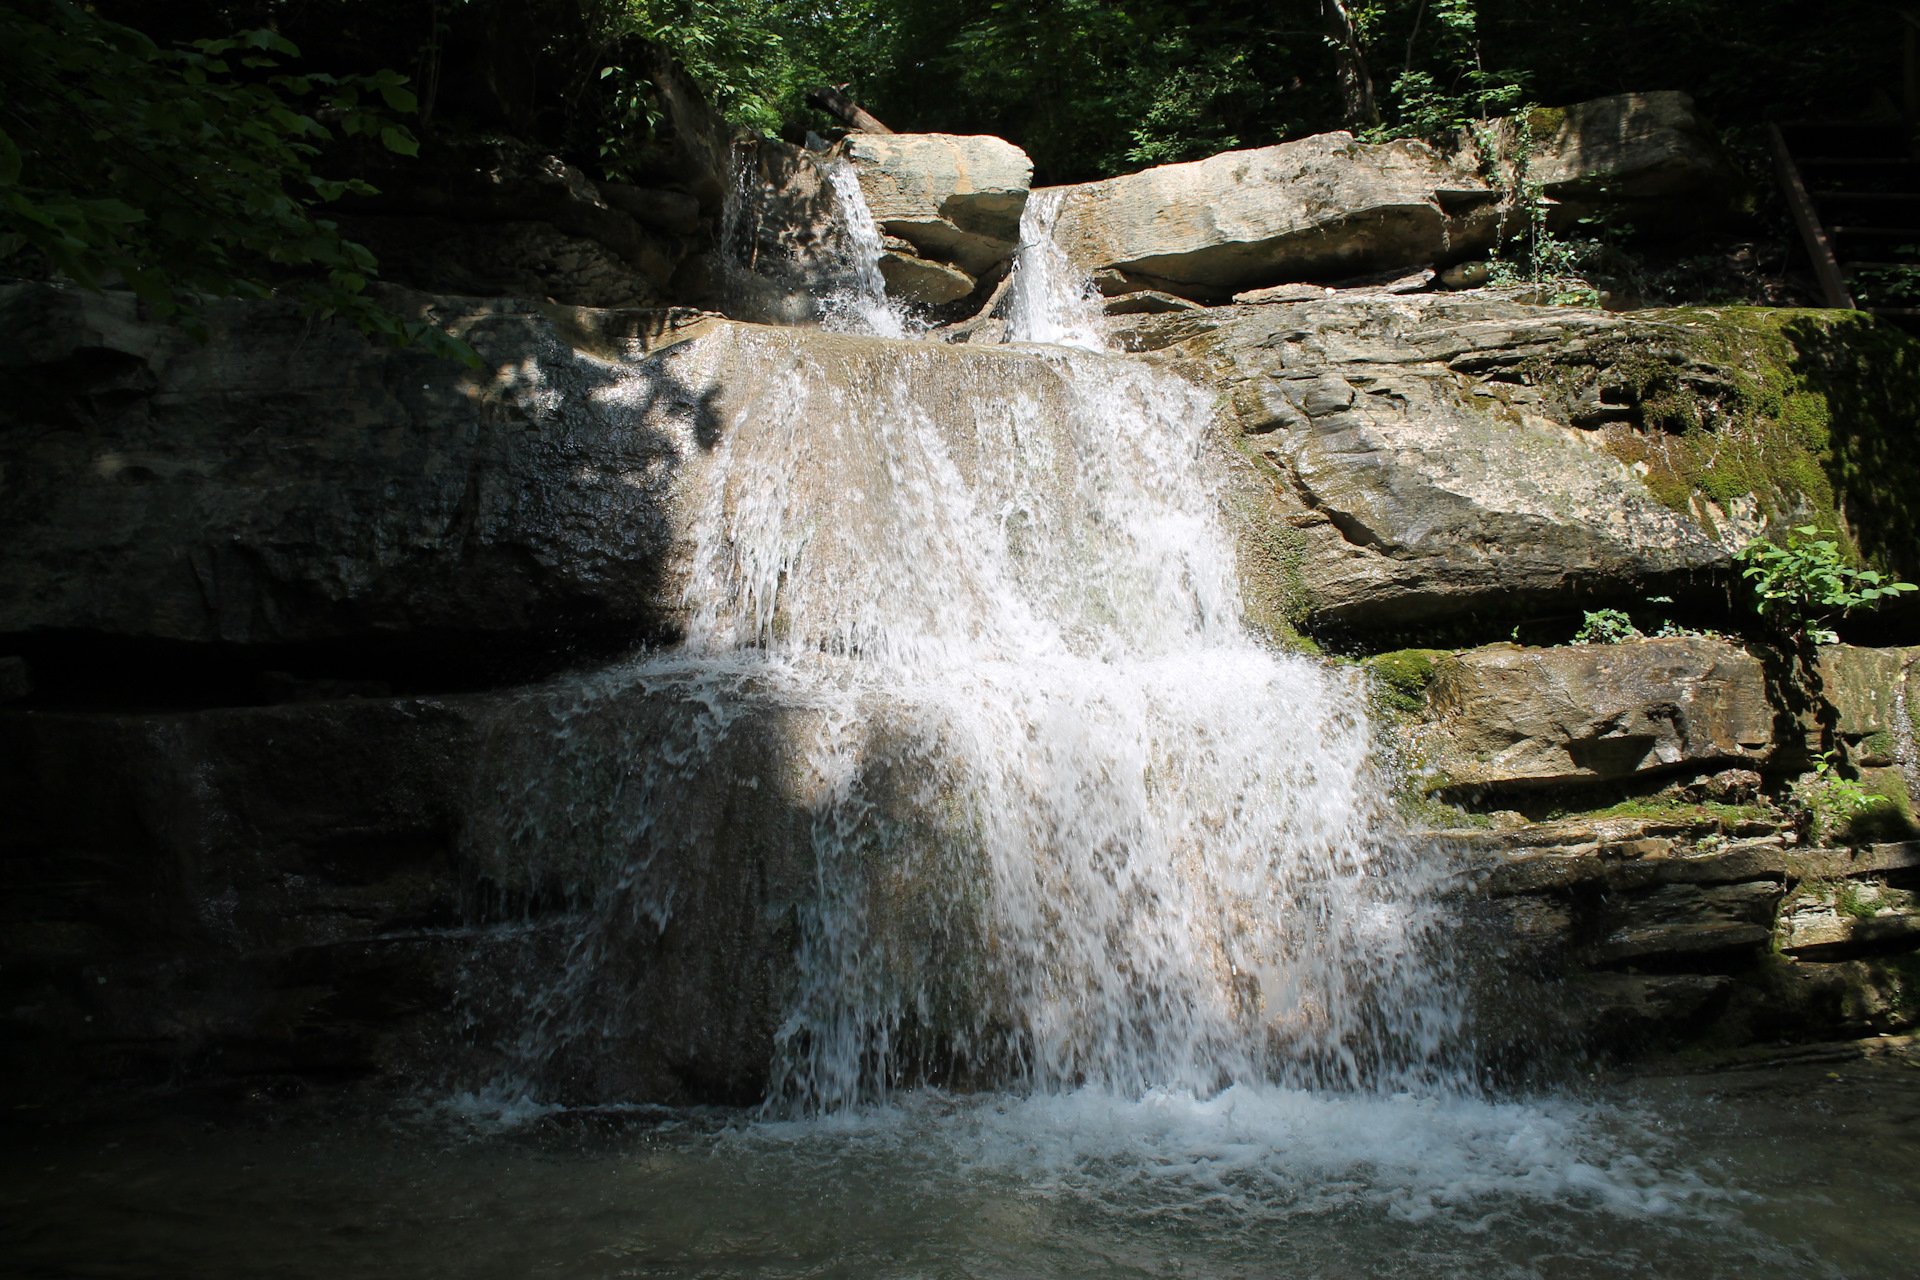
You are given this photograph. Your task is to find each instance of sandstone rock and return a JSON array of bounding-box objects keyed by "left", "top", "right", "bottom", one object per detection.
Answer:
[
  {"left": 703, "top": 138, "right": 850, "bottom": 323},
  {"left": 838, "top": 133, "right": 1033, "bottom": 277},
  {"left": 1423, "top": 638, "right": 1773, "bottom": 792},
  {"left": 1047, "top": 133, "right": 1493, "bottom": 301},
  {"left": 1160, "top": 295, "right": 1732, "bottom": 631},
  {"left": 1776, "top": 879, "right": 1920, "bottom": 957},
  {"left": 1232, "top": 283, "right": 1332, "bottom": 305},
  {"left": 1585, "top": 881, "right": 1781, "bottom": 965},
  {"left": 1101, "top": 290, "right": 1203, "bottom": 316}
]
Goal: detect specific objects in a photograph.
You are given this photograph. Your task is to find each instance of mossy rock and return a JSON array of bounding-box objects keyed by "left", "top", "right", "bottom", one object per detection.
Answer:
[
  {"left": 1846, "top": 766, "right": 1920, "bottom": 844},
  {"left": 1362, "top": 647, "right": 1448, "bottom": 713},
  {"left": 1531, "top": 306, "right": 1920, "bottom": 581}
]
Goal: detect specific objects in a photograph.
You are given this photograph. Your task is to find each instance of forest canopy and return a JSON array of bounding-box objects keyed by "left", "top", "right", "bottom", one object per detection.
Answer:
[
  {"left": 78, "top": 0, "right": 1903, "bottom": 185},
  {"left": 0, "top": 0, "right": 1898, "bottom": 341}
]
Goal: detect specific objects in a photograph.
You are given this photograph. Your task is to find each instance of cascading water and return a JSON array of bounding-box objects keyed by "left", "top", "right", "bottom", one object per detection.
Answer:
[
  {"left": 818, "top": 161, "right": 916, "bottom": 339},
  {"left": 449, "top": 178, "right": 1736, "bottom": 1237},
  {"left": 472, "top": 184, "right": 1467, "bottom": 1114},
  {"left": 1004, "top": 187, "right": 1107, "bottom": 350}
]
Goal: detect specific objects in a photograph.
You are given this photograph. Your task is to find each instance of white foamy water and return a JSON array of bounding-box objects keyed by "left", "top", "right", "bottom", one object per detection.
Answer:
[
  {"left": 1004, "top": 187, "right": 1107, "bottom": 350},
  {"left": 732, "top": 1085, "right": 1735, "bottom": 1229},
  {"left": 447, "top": 181, "right": 1746, "bottom": 1231},
  {"left": 476, "top": 310, "right": 1464, "bottom": 1114},
  {"left": 819, "top": 161, "right": 916, "bottom": 338}
]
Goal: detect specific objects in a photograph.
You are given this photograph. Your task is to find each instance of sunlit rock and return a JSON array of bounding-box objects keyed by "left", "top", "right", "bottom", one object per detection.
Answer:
[{"left": 1422, "top": 637, "right": 1773, "bottom": 791}]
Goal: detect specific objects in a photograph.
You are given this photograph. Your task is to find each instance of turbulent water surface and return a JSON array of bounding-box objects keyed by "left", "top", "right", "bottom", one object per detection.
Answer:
[{"left": 7, "top": 1052, "right": 1920, "bottom": 1278}]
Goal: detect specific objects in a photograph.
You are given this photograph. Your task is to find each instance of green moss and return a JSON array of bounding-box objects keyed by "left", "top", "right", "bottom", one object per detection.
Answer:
[
  {"left": 1362, "top": 648, "right": 1447, "bottom": 713},
  {"left": 1397, "top": 788, "right": 1494, "bottom": 830},
  {"left": 1843, "top": 766, "right": 1920, "bottom": 843},
  {"left": 1224, "top": 438, "right": 1320, "bottom": 650},
  {"left": 1562, "top": 796, "right": 1774, "bottom": 828},
  {"left": 1527, "top": 306, "right": 1920, "bottom": 580},
  {"left": 1523, "top": 105, "right": 1567, "bottom": 141}
]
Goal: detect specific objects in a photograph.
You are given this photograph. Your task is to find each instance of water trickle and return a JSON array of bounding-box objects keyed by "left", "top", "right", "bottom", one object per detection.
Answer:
[
  {"left": 819, "top": 161, "right": 916, "bottom": 338},
  {"left": 1004, "top": 188, "right": 1106, "bottom": 350}
]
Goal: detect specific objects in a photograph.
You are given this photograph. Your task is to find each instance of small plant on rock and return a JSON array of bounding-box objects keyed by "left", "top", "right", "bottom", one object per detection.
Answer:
[
  {"left": 1572, "top": 608, "right": 1638, "bottom": 644},
  {"left": 1737, "top": 525, "right": 1916, "bottom": 646},
  {"left": 1791, "top": 750, "right": 1890, "bottom": 845}
]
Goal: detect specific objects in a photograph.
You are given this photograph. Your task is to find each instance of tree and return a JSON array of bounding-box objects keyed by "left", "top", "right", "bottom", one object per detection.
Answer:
[{"left": 0, "top": 0, "right": 471, "bottom": 361}]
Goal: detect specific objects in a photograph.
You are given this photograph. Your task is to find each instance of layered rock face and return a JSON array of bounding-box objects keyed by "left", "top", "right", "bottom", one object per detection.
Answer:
[
  {"left": 1137, "top": 294, "right": 1755, "bottom": 634},
  {"left": 2, "top": 89, "right": 1914, "bottom": 1106},
  {"left": 1423, "top": 638, "right": 1773, "bottom": 792}
]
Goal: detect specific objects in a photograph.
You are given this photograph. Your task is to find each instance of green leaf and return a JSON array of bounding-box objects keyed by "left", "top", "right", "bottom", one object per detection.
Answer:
[
  {"left": 379, "top": 84, "right": 418, "bottom": 113},
  {"left": 379, "top": 126, "right": 419, "bottom": 157}
]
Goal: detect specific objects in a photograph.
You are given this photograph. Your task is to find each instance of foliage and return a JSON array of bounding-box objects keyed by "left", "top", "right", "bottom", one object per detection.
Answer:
[
  {"left": 1572, "top": 609, "right": 1638, "bottom": 644},
  {"left": 600, "top": 0, "right": 810, "bottom": 136},
  {"left": 0, "top": 1, "right": 472, "bottom": 362},
  {"left": 1472, "top": 116, "right": 1601, "bottom": 306},
  {"left": 1790, "top": 751, "right": 1890, "bottom": 845},
  {"left": 1738, "top": 525, "right": 1916, "bottom": 645}
]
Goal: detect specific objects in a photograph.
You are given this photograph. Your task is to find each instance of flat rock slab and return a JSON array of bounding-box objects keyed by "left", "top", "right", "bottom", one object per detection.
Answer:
[
  {"left": 1047, "top": 133, "right": 1489, "bottom": 301},
  {"left": 1422, "top": 637, "right": 1773, "bottom": 791}
]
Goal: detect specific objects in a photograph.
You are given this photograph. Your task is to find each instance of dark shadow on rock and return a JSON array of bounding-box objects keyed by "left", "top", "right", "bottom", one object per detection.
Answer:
[
  {"left": 0, "top": 283, "right": 733, "bottom": 707},
  {"left": 1782, "top": 313, "right": 1920, "bottom": 639}
]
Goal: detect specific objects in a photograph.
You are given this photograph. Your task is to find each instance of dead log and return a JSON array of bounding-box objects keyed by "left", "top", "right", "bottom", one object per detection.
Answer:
[{"left": 807, "top": 85, "right": 894, "bottom": 134}]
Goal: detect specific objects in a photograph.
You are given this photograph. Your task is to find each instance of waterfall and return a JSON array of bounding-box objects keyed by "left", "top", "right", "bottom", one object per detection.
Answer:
[
  {"left": 1004, "top": 188, "right": 1107, "bottom": 350},
  {"left": 473, "top": 179, "right": 1466, "bottom": 1116},
  {"left": 819, "top": 161, "right": 915, "bottom": 339}
]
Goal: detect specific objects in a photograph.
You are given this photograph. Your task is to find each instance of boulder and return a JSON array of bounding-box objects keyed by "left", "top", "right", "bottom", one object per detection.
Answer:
[
  {"left": 1467, "top": 91, "right": 1737, "bottom": 231},
  {"left": 877, "top": 246, "right": 977, "bottom": 305},
  {"left": 1421, "top": 637, "right": 1773, "bottom": 792},
  {"left": 838, "top": 133, "right": 1034, "bottom": 277},
  {"left": 1046, "top": 133, "right": 1494, "bottom": 301},
  {"left": 1153, "top": 294, "right": 1732, "bottom": 632}
]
